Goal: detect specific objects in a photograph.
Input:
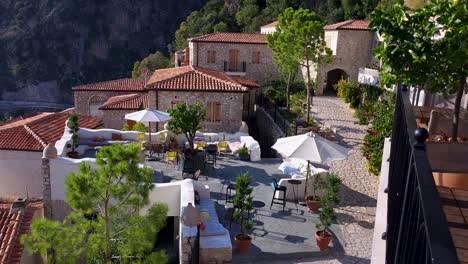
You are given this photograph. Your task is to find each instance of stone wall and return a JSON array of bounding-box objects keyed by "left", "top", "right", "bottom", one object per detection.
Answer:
[
  {"left": 74, "top": 90, "right": 145, "bottom": 115},
  {"left": 153, "top": 90, "right": 245, "bottom": 133},
  {"left": 255, "top": 107, "right": 284, "bottom": 157},
  {"left": 189, "top": 41, "right": 279, "bottom": 84},
  {"left": 314, "top": 30, "right": 378, "bottom": 95},
  {"left": 102, "top": 109, "right": 133, "bottom": 130}
]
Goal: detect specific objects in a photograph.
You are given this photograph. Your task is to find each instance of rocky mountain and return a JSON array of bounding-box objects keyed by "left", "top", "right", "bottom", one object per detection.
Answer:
[{"left": 0, "top": 0, "right": 206, "bottom": 104}]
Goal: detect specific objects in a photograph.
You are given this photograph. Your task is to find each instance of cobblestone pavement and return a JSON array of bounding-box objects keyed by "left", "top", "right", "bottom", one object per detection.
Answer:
[{"left": 309, "top": 95, "right": 379, "bottom": 263}]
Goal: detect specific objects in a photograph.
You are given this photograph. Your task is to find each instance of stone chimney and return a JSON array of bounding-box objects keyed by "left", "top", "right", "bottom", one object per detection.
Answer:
[
  {"left": 185, "top": 47, "right": 190, "bottom": 65},
  {"left": 140, "top": 67, "right": 151, "bottom": 83},
  {"left": 42, "top": 143, "right": 57, "bottom": 219}
]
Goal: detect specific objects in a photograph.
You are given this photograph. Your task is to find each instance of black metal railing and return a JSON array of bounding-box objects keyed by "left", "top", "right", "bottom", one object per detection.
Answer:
[
  {"left": 255, "top": 93, "right": 298, "bottom": 136},
  {"left": 223, "top": 61, "right": 247, "bottom": 72},
  {"left": 386, "top": 85, "right": 458, "bottom": 263}
]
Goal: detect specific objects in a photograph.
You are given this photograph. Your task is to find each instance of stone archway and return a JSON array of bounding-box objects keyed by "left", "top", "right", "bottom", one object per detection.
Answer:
[
  {"left": 88, "top": 94, "right": 107, "bottom": 116},
  {"left": 326, "top": 69, "right": 348, "bottom": 95}
]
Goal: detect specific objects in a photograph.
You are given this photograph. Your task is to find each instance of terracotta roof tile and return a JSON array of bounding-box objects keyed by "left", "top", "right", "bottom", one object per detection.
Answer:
[
  {"left": 0, "top": 201, "right": 43, "bottom": 264},
  {"left": 146, "top": 65, "right": 250, "bottom": 92},
  {"left": 72, "top": 78, "right": 146, "bottom": 91},
  {"left": 0, "top": 112, "right": 103, "bottom": 152},
  {"left": 324, "top": 20, "right": 371, "bottom": 31},
  {"left": 189, "top": 32, "right": 267, "bottom": 44},
  {"left": 99, "top": 94, "right": 148, "bottom": 110},
  {"left": 261, "top": 21, "right": 278, "bottom": 28}
]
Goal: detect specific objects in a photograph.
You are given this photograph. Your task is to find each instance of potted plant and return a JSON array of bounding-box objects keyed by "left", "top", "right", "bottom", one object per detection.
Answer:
[
  {"left": 305, "top": 166, "right": 326, "bottom": 213},
  {"left": 237, "top": 144, "right": 250, "bottom": 161},
  {"left": 233, "top": 172, "right": 254, "bottom": 255},
  {"left": 315, "top": 173, "right": 342, "bottom": 250},
  {"left": 67, "top": 113, "right": 80, "bottom": 159}
]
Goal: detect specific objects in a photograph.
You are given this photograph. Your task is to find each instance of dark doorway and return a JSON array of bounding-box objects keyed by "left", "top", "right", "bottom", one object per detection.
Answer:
[{"left": 325, "top": 69, "right": 348, "bottom": 95}]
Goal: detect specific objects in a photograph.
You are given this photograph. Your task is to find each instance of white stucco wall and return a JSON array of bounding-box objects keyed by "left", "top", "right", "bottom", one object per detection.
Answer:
[
  {"left": 0, "top": 150, "right": 43, "bottom": 199},
  {"left": 49, "top": 157, "right": 97, "bottom": 201},
  {"left": 142, "top": 182, "right": 181, "bottom": 217}
]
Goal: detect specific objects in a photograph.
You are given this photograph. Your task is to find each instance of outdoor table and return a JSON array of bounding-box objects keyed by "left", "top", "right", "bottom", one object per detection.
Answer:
[
  {"left": 205, "top": 144, "right": 218, "bottom": 166},
  {"left": 287, "top": 179, "right": 302, "bottom": 210}
]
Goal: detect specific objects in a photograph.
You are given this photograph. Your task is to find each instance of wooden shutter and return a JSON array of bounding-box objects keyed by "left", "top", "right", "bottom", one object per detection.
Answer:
[
  {"left": 252, "top": 51, "right": 260, "bottom": 64},
  {"left": 206, "top": 102, "right": 213, "bottom": 121},
  {"left": 171, "top": 101, "right": 180, "bottom": 109},
  {"left": 228, "top": 49, "right": 239, "bottom": 71},
  {"left": 207, "top": 50, "right": 216, "bottom": 63},
  {"left": 214, "top": 102, "right": 221, "bottom": 122}
]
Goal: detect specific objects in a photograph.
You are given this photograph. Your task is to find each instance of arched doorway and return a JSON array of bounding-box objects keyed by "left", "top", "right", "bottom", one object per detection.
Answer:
[{"left": 325, "top": 69, "right": 348, "bottom": 95}]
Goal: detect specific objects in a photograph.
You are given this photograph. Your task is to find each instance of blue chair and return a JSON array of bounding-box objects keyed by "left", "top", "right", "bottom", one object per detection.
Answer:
[{"left": 270, "top": 178, "right": 287, "bottom": 211}]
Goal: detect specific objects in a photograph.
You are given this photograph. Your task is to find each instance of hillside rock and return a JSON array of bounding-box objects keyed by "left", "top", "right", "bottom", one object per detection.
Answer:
[{"left": 0, "top": 0, "right": 206, "bottom": 104}]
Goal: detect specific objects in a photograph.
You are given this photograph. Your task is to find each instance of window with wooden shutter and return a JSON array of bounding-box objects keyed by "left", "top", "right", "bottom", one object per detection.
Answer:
[
  {"left": 207, "top": 50, "right": 216, "bottom": 63},
  {"left": 207, "top": 101, "right": 221, "bottom": 122},
  {"left": 252, "top": 51, "right": 260, "bottom": 64},
  {"left": 214, "top": 102, "right": 221, "bottom": 122}
]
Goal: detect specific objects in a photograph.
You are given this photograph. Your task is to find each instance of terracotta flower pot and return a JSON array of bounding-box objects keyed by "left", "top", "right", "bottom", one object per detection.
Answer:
[
  {"left": 67, "top": 151, "right": 80, "bottom": 159},
  {"left": 315, "top": 230, "right": 332, "bottom": 250},
  {"left": 305, "top": 196, "right": 321, "bottom": 213},
  {"left": 234, "top": 233, "right": 252, "bottom": 255}
]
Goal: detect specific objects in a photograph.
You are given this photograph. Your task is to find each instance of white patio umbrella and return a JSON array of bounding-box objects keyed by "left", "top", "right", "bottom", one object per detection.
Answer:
[
  {"left": 272, "top": 132, "right": 349, "bottom": 197},
  {"left": 125, "top": 108, "right": 171, "bottom": 158}
]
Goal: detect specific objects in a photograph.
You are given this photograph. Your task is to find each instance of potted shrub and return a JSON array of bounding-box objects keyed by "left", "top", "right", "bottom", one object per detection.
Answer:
[
  {"left": 237, "top": 144, "right": 250, "bottom": 161},
  {"left": 233, "top": 172, "right": 254, "bottom": 255},
  {"left": 305, "top": 166, "right": 326, "bottom": 213},
  {"left": 315, "top": 173, "right": 342, "bottom": 250},
  {"left": 67, "top": 114, "right": 80, "bottom": 159}
]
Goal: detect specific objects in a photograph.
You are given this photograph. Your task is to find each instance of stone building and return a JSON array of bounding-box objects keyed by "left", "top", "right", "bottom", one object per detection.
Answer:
[
  {"left": 72, "top": 78, "right": 146, "bottom": 116},
  {"left": 73, "top": 65, "right": 259, "bottom": 133},
  {"left": 99, "top": 94, "right": 148, "bottom": 129},
  {"left": 313, "top": 20, "right": 380, "bottom": 95},
  {"left": 146, "top": 65, "right": 258, "bottom": 133},
  {"left": 260, "top": 19, "right": 380, "bottom": 95},
  {"left": 183, "top": 32, "right": 279, "bottom": 85}
]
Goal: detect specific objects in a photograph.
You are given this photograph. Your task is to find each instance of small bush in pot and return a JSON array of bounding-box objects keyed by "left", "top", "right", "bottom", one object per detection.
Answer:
[
  {"left": 305, "top": 165, "right": 326, "bottom": 213},
  {"left": 233, "top": 172, "right": 254, "bottom": 255},
  {"left": 315, "top": 173, "right": 342, "bottom": 250},
  {"left": 67, "top": 114, "right": 80, "bottom": 159},
  {"left": 237, "top": 144, "right": 250, "bottom": 161}
]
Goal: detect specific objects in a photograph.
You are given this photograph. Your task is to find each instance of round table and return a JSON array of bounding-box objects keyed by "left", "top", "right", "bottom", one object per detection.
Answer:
[{"left": 287, "top": 179, "right": 302, "bottom": 210}]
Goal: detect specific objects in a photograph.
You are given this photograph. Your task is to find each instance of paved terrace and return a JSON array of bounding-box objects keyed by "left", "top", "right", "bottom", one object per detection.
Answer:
[{"left": 145, "top": 95, "right": 379, "bottom": 264}]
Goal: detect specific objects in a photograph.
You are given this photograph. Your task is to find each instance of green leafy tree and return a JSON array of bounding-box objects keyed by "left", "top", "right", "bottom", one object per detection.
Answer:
[
  {"left": 213, "top": 21, "right": 228, "bottom": 32},
  {"left": 267, "top": 15, "right": 300, "bottom": 110},
  {"left": 316, "top": 173, "right": 342, "bottom": 237},
  {"left": 167, "top": 102, "right": 206, "bottom": 151},
  {"left": 132, "top": 51, "right": 171, "bottom": 78},
  {"left": 273, "top": 8, "right": 332, "bottom": 123},
  {"left": 22, "top": 143, "right": 169, "bottom": 263},
  {"left": 371, "top": 0, "right": 468, "bottom": 138},
  {"left": 233, "top": 172, "right": 254, "bottom": 237},
  {"left": 67, "top": 113, "right": 80, "bottom": 153}
]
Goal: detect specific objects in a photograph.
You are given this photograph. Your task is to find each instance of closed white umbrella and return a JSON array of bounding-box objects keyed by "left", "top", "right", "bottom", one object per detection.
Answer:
[
  {"left": 125, "top": 108, "right": 171, "bottom": 159},
  {"left": 272, "top": 132, "right": 349, "bottom": 197}
]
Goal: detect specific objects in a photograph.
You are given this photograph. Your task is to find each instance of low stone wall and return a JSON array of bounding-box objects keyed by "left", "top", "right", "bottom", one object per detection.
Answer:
[{"left": 255, "top": 106, "right": 285, "bottom": 157}]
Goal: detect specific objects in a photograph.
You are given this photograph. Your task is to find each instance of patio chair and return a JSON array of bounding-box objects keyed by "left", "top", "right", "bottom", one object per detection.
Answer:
[
  {"left": 158, "top": 132, "right": 166, "bottom": 142},
  {"left": 196, "top": 141, "right": 206, "bottom": 151},
  {"left": 137, "top": 133, "right": 146, "bottom": 148},
  {"left": 270, "top": 178, "right": 287, "bottom": 212},
  {"left": 165, "top": 151, "right": 177, "bottom": 168},
  {"left": 217, "top": 141, "right": 228, "bottom": 156}
]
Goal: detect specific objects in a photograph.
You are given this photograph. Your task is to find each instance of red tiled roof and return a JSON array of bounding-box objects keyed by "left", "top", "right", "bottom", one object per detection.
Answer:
[
  {"left": 99, "top": 94, "right": 148, "bottom": 110},
  {"left": 189, "top": 32, "right": 267, "bottom": 44},
  {"left": 146, "top": 65, "right": 250, "bottom": 92},
  {"left": 0, "top": 200, "right": 43, "bottom": 264},
  {"left": 261, "top": 21, "right": 278, "bottom": 28},
  {"left": 72, "top": 78, "right": 146, "bottom": 91},
  {"left": 231, "top": 78, "right": 260, "bottom": 88},
  {"left": 0, "top": 112, "right": 103, "bottom": 151},
  {"left": 324, "top": 20, "right": 371, "bottom": 30}
]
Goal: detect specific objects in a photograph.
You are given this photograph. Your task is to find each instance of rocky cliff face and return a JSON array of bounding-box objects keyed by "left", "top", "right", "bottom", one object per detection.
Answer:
[{"left": 0, "top": 0, "right": 206, "bottom": 104}]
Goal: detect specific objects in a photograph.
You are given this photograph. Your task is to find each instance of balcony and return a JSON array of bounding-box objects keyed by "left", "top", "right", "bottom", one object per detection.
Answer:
[
  {"left": 382, "top": 86, "right": 465, "bottom": 263},
  {"left": 223, "top": 61, "right": 246, "bottom": 75}
]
